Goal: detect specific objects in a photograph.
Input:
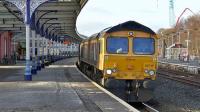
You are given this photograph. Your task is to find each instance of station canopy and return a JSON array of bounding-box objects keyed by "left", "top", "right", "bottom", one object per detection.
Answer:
[{"left": 0, "top": 0, "right": 88, "bottom": 42}]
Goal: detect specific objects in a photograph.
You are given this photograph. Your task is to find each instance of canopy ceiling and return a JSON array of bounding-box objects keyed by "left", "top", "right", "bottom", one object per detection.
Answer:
[{"left": 0, "top": 0, "right": 88, "bottom": 42}]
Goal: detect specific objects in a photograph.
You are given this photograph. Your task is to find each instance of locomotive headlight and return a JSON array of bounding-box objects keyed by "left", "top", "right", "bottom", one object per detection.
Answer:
[
  {"left": 144, "top": 69, "right": 148, "bottom": 73},
  {"left": 149, "top": 70, "right": 155, "bottom": 75},
  {"left": 106, "top": 69, "right": 112, "bottom": 75},
  {"left": 112, "top": 68, "right": 117, "bottom": 73}
]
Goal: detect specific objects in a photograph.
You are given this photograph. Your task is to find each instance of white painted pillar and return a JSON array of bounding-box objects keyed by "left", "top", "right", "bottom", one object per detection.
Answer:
[
  {"left": 36, "top": 34, "right": 41, "bottom": 70},
  {"left": 32, "top": 30, "right": 36, "bottom": 58},
  {"left": 37, "top": 34, "right": 40, "bottom": 57},
  {"left": 24, "top": 24, "right": 32, "bottom": 80},
  {"left": 41, "top": 37, "right": 45, "bottom": 68},
  {"left": 26, "top": 25, "right": 30, "bottom": 64},
  {"left": 39, "top": 36, "right": 42, "bottom": 58},
  {"left": 53, "top": 40, "right": 55, "bottom": 56},
  {"left": 45, "top": 38, "right": 48, "bottom": 56},
  {"left": 51, "top": 39, "right": 53, "bottom": 56},
  {"left": 59, "top": 42, "right": 61, "bottom": 56},
  {"left": 56, "top": 41, "right": 59, "bottom": 56},
  {"left": 31, "top": 30, "right": 37, "bottom": 74}
]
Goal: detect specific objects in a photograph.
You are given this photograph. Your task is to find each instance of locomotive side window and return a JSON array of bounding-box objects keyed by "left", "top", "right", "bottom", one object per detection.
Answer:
[
  {"left": 106, "top": 37, "right": 128, "bottom": 54},
  {"left": 132, "top": 37, "right": 155, "bottom": 55}
]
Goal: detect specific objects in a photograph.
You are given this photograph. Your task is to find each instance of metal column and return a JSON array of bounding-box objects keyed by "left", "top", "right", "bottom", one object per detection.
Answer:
[
  {"left": 25, "top": 24, "right": 32, "bottom": 80},
  {"left": 31, "top": 30, "right": 37, "bottom": 74},
  {"left": 41, "top": 37, "right": 45, "bottom": 68},
  {"left": 24, "top": 0, "right": 32, "bottom": 81},
  {"left": 37, "top": 34, "right": 41, "bottom": 70}
]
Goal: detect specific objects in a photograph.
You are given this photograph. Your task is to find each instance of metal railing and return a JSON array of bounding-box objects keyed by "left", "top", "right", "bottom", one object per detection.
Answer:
[{"left": 158, "top": 59, "right": 200, "bottom": 75}]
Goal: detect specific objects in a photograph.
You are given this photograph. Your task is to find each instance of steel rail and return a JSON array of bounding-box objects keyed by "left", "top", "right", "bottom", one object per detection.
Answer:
[
  {"left": 157, "top": 70, "right": 200, "bottom": 87},
  {"left": 142, "top": 103, "right": 159, "bottom": 112}
]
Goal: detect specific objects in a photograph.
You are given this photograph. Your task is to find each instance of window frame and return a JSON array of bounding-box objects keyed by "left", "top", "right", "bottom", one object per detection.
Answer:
[
  {"left": 106, "top": 36, "right": 129, "bottom": 54},
  {"left": 132, "top": 37, "right": 155, "bottom": 55}
]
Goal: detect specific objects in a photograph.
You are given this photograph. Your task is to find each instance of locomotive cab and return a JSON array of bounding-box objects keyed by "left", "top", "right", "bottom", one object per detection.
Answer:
[{"left": 103, "top": 31, "right": 158, "bottom": 81}]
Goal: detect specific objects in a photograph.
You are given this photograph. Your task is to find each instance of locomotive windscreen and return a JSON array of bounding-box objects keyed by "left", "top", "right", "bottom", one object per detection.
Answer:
[
  {"left": 133, "top": 37, "right": 155, "bottom": 55},
  {"left": 106, "top": 37, "right": 128, "bottom": 54}
]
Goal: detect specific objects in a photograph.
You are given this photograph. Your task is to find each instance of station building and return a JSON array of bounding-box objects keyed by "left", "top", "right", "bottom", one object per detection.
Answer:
[{"left": 0, "top": 31, "right": 14, "bottom": 64}]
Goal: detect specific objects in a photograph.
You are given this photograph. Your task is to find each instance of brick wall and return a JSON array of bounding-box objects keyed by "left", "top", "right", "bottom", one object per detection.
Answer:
[{"left": 0, "top": 32, "right": 13, "bottom": 61}]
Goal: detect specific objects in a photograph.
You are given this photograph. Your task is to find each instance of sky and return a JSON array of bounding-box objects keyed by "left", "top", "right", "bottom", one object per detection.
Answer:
[{"left": 76, "top": 0, "right": 200, "bottom": 36}]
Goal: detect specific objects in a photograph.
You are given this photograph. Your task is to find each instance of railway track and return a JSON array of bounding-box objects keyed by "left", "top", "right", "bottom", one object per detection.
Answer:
[
  {"left": 77, "top": 65, "right": 160, "bottom": 112},
  {"left": 142, "top": 103, "right": 159, "bottom": 112},
  {"left": 157, "top": 69, "right": 200, "bottom": 88},
  {"left": 130, "top": 102, "right": 159, "bottom": 112}
]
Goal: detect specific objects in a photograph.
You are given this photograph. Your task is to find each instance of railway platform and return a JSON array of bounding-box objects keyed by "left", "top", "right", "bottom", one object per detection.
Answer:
[{"left": 0, "top": 58, "right": 138, "bottom": 112}]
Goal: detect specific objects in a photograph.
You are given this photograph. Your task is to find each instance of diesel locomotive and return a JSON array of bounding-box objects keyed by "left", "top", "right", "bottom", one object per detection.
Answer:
[{"left": 77, "top": 21, "right": 158, "bottom": 102}]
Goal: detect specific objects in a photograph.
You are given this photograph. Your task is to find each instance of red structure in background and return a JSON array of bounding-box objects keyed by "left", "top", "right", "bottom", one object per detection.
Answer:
[
  {"left": 175, "top": 8, "right": 194, "bottom": 28},
  {"left": 0, "top": 32, "right": 13, "bottom": 63}
]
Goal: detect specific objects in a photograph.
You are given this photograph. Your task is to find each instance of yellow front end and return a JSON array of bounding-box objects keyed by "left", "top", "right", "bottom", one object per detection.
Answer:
[
  {"left": 103, "top": 55, "right": 157, "bottom": 80},
  {"left": 100, "top": 31, "right": 158, "bottom": 80}
]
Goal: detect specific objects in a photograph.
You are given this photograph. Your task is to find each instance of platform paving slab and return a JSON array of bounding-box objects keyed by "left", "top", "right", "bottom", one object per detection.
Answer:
[{"left": 0, "top": 58, "right": 136, "bottom": 112}]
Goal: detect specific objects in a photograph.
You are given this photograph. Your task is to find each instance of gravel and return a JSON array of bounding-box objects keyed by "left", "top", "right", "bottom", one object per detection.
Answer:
[{"left": 147, "top": 76, "right": 200, "bottom": 112}]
